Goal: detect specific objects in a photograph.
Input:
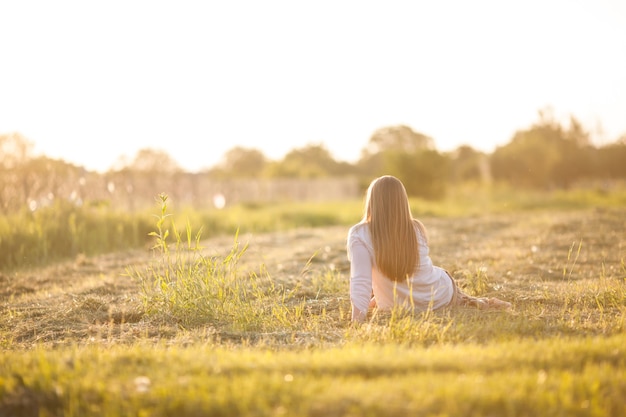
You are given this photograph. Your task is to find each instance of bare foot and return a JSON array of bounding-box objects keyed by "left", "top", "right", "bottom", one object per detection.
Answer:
[{"left": 485, "top": 298, "right": 512, "bottom": 310}]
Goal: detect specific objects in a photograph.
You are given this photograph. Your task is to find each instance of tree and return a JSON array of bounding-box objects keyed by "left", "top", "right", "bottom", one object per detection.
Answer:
[
  {"left": 491, "top": 111, "right": 593, "bottom": 188},
  {"left": 0, "top": 133, "right": 34, "bottom": 210},
  {"left": 0, "top": 132, "right": 34, "bottom": 169},
  {"left": 594, "top": 139, "right": 626, "bottom": 179},
  {"left": 0, "top": 132, "right": 96, "bottom": 212},
  {"left": 491, "top": 127, "right": 561, "bottom": 188},
  {"left": 118, "top": 148, "right": 182, "bottom": 173},
  {"left": 358, "top": 125, "right": 435, "bottom": 177},
  {"left": 357, "top": 125, "right": 447, "bottom": 198},
  {"left": 266, "top": 143, "right": 352, "bottom": 178},
  {"left": 383, "top": 149, "right": 450, "bottom": 199},
  {"left": 363, "top": 125, "right": 435, "bottom": 155},
  {"left": 217, "top": 146, "right": 267, "bottom": 178},
  {"left": 449, "top": 145, "right": 491, "bottom": 184}
]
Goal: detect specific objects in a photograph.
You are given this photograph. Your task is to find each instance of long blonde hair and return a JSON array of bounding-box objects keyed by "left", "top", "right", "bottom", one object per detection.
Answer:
[{"left": 362, "top": 175, "right": 426, "bottom": 281}]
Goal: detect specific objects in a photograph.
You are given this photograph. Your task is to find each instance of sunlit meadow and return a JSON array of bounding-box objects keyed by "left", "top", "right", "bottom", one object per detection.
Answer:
[{"left": 1, "top": 187, "right": 625, "bottom": 416}]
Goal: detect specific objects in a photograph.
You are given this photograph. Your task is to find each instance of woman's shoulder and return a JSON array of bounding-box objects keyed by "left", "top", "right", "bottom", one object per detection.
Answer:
[
  {"left": 348, "top": 221, "right": 368, "bottom": 234},
  {"left": 411, "top": 218, "right": 426, "bottom": 228},
  {"left": 348, "top": 222, "right": 370, "bottom": 241},
  {"left": 347, "top": 222, "right": 373, "bottom": 255}
]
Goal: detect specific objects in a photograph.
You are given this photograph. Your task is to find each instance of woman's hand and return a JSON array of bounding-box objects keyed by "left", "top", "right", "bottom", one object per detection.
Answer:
[
  {"left": 351, "top": 306, "right": 367, "bottom": 323},
  {"left": 351, "top": 298, "right": 376, "bottom": 323}
]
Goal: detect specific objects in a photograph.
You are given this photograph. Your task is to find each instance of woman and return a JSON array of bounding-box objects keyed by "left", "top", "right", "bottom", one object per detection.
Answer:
[{"left": 347, "top": 175, "right": 511, "bottom": 322}]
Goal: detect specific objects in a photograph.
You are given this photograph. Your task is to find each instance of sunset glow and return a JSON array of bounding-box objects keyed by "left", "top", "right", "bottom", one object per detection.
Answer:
[{"left": 1, "top": 0, "right": 625, "bottom": 172}]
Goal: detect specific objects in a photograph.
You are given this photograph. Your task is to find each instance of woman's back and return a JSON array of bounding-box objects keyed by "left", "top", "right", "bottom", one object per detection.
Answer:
[{"left": 347, "top": 221, "right": 454, "bottom": 312}]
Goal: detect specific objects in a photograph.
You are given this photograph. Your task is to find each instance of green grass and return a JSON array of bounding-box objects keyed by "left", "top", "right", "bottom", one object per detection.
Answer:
[
  {"left": 412, "top": 183, "right": 626, "bottom": 216},
  {"left": 0, "top": 200, "right": 154, "bottom": 270},
  {"left": 1, "top": 336, "right": 625, "bottom": 416}
]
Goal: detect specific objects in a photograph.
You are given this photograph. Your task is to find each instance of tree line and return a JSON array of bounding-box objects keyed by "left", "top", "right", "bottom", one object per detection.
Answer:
[{"left": 1, "top": 110, "right": 625, "bottom": 213}]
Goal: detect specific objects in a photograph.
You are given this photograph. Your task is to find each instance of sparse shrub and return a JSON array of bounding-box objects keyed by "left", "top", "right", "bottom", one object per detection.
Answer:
[
  {"left": 128, "top": 194, "right": 306, "bottom": 331},
  {"left": 459, "top": 267, "right": 490, "bottom": 296}
]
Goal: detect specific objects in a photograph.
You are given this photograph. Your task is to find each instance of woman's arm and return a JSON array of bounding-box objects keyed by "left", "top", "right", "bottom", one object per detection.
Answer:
[{"left": 348, "top": 238, "right": 373, "bottom": 323}]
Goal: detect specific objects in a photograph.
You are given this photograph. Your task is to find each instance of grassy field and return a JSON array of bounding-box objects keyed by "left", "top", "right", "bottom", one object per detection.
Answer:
[{"left": 1, "top": 188, "right": 625, "bottom": 416}]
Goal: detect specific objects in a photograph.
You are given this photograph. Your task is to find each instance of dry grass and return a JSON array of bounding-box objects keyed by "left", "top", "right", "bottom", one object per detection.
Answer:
[{"left": 1, "top": 207, "right": 624, "bottom": 349}]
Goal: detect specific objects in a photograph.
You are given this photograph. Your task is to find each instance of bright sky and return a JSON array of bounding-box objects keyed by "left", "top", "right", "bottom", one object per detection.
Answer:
[{"left": 1, "top": 0, "right": 625, "bottom": 173}]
